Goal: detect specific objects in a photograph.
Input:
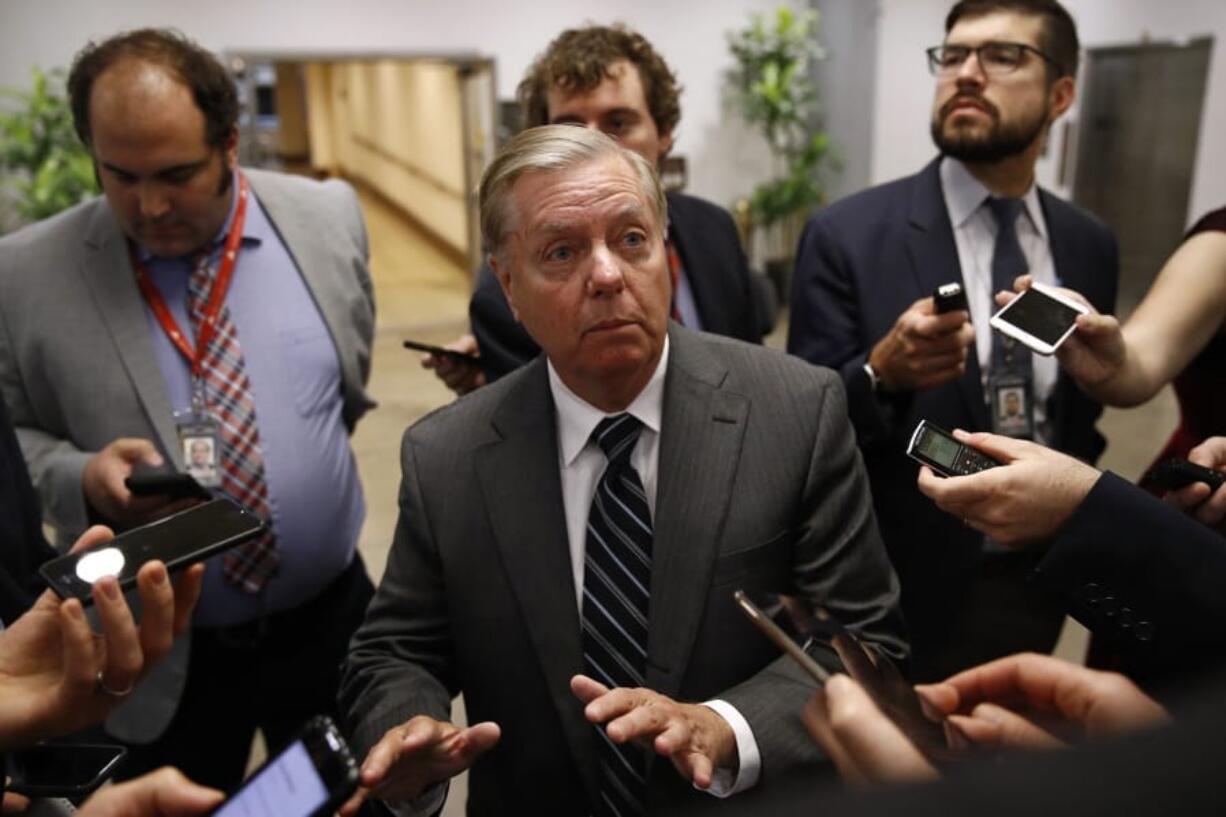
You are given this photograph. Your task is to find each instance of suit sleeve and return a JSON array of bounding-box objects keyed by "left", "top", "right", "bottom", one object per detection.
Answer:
[
  {"left": 787, "top": 215, "right": 904, "bottom": 448},
  {"left": 469, "top": 263, "right": 540, "bottom": 382},
  {"left": 339, "top": 429, "right": 456, "bottom": 759},
  {"left": 1034, "top": 471, "right": 1226, "bottom": 680},
  {"left": 0, "top": 252, "right": 93, "bottom": 539},
  {"left": 718, "top": 373, "right": 907, "bottom": 780}
]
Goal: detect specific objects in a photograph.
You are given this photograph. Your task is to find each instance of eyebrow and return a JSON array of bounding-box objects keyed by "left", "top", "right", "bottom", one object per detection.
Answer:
[
  {"left": 99, "top": 158, "right": 210, "bottom": 179},
  {"left": 533, "top": 204, "right": 654, "bottom": 237},
  {"left": 548, "top": 107, "right": 641, "bottom": 125}
]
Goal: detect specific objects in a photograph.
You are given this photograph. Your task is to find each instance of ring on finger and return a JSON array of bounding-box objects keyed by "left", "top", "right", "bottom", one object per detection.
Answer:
[{"left": 96, "top": 671, "right": 134, "bottom": 698}]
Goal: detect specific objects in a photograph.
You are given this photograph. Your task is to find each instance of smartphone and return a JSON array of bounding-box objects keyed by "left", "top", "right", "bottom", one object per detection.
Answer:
[
  {"left": 734, "top": 589, "right": 955, "bottom": 764},
  {"left": 208, "top": 716, "right": 358, "bottom": 817},
  {"left": 5, "top": 743, "right": 127, "bottom": 797},
  {"left": 907, "top": 420, "right": 1001, "bottom": 477},
  {"left": 933, "top": 282, "right": 968, "bottom": 314},
  {"left": 988, "top": 281, "right": 1087, "bottom": 355},
  {"left": 125, "top": 470, "right": 209, "bottom": 499},
  {"left": 1142, "top": 458, "right": 1226, "bottom": 492},
  {"left": 733, "top": 590, "right": 831, "bottom": 685},
  {"left": 402, "top": 339, "right": 479, "bottom": 364},
  {"left": 39, "top": 498, "right": 266, "bottom": 604}
]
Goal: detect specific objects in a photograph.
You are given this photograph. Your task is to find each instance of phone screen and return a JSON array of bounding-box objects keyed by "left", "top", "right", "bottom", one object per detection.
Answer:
[
  {"left": 996, "top": 287, "right": 1081, "bottom": 345},
  {"left": 212, "top": 740, "right": 329, "bottom": 817},
  {"left": 6, "top": 744, "right": 126, "bottom": 795},
  {"left": 40, "top": 499, "right": 264, "bottom": 602},
  {"left": 915, "top": 426, "right": 961, "bottom": 470}
]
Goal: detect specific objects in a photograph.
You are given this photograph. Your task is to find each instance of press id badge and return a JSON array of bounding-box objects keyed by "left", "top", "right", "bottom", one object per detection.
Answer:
[
  {"left": 989, "top": 374, "right": 1035, "bottom": 439},
  {"left": 176, "top": 409, "right": 222, "bottom": 488}
]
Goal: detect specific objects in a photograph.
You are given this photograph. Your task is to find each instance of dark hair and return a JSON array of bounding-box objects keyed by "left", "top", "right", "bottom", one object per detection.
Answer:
[
  {"left": 518, "top": 24, "right": 682, "bottom": 136},
  {"left": 67, "top": 28, "right": 238, "bottom": 150},
  {"left": 945, "top": 0, "right": 1080, "bottom": 79}
]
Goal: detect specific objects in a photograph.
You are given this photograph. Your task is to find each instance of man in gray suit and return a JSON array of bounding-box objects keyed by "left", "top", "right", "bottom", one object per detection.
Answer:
[
  {"left": 340, "top": 126, "right": 905, "bottom": 816},
  {"left": 0, "top": 29, "right": 374, "bottom": 788}
]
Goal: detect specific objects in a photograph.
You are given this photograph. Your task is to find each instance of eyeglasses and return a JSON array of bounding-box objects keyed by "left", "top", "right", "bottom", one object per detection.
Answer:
[{"left": 926, "top": 42, "right": 1059, "bottom": 76}]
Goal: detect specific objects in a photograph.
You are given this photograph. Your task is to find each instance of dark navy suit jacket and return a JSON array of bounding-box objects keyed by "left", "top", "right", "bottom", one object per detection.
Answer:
[
  {"left": 470, "top": 190, "right": 762, "bottom": 380},
  {"left": 787, "top": 157, "right": 1118, "bottom": 678},
  {"left": 0, "top": 392, "right": 54, "bottom": 625}
]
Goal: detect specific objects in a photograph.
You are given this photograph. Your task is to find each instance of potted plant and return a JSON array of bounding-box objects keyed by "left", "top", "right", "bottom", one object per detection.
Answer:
[
  {"left": 0, "top": 67, "right": 98, "bottom": 232},
  {"left": 728, "top": 6, "right": 831, "bottom": 300}
]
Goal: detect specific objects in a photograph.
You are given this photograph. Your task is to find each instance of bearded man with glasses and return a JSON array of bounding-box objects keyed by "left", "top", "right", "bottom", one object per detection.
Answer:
[{"left": 788, "top": 0, "right": 1118, "bottom": 681}]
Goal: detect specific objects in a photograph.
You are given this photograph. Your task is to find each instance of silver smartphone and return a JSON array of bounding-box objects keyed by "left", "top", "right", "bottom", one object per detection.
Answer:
[{"left": 988, "top": 281, "right": 1087, "bottom": 355}]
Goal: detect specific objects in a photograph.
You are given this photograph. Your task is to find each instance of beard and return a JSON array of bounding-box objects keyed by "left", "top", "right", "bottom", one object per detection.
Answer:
[{"left": 930, "top": 94, "right": 1049, "bottom": 162}]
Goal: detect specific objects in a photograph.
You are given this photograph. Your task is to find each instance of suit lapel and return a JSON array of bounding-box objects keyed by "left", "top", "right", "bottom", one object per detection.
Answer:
[
  {"left": 247, "top": 171, "right": 364, "bottom": 411},
  {"left": 906, "top": 158, "right": 990, "bottom": 429},
  {"left": 474, "top": 361, "right": 600, "bottom": 803},
  {"left": 80, "top": 205, "right": 181, "bottom": 463},
  {"left": 647, "top": 327, "right": 748, "bottom": 699}
]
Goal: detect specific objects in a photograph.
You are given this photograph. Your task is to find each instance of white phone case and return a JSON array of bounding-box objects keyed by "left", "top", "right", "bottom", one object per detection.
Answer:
[{"left": 988, "top": 280, "right": 1088, "bottom": 356}]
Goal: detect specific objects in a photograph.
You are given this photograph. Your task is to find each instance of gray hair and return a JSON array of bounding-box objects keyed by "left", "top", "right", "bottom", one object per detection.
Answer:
[{"left": 479, "top": 125, "right": 668, "bottom": 260}]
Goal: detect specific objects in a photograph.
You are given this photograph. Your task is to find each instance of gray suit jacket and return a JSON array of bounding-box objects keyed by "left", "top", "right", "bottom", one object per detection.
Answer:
[
  {"left": 340, "top": 326, "right": 905, "bottom": 815},
  {"left": 0, "top": 168, "right": 375, "bottom": 741}
]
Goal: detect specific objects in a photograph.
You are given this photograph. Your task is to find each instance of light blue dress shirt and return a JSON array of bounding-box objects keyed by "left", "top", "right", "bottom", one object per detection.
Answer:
[{"left": 136, "top": 175, "right": 365, "bottom": 626}]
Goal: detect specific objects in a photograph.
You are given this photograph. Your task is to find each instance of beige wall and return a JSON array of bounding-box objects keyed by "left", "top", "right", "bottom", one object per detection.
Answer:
[{"left": 304, "top": 59, "right": 468, "bottom": 253}]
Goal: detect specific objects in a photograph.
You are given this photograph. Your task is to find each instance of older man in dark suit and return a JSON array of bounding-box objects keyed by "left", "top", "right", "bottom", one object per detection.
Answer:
[{"left": 341, "top": 126, "right": 905, "bottom": 816}]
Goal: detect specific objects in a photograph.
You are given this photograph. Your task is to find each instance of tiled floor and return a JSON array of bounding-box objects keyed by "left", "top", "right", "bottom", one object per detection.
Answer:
[{"left": 335, "top": 189, "right": 1180, "bottom": 810}]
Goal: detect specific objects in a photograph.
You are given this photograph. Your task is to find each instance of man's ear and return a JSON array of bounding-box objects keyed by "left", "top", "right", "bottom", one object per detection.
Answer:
[
  {"left": 489, "top": 252, "right": 521, "bottom": 322},
  {"left": 223, "top": 127, "right": 239, "bottom": 168},
  {"left": 1048, "top": 75, "right": 1076, "bottom": 121}
]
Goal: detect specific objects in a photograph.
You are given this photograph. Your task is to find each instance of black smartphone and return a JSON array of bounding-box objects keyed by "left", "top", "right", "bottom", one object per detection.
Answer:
[
  {"left": 208, "top": 716, "right": 358, "bottom": 817},
  {"left": 5, "top": 743, "right": 127, "bottom": 797},
  {"left": 906, "top": 420, "right": 1001, "bottom": 477},
  {"left": 933, "top": 282, "right": 968, "bottom": 314},
  {"left": 1142, "top": 458, "right": 1226, "bottom": 492},
  {"left": 39, "top": 498, "right": 266, "bottom": 604},
  {"left": 402, "top": 338, "right": 479, "bottom": 364},
  {"left": 125, "top": 470, "right": 209, "bottom": 499},
  {"left": 734, "top": 589, "right": 955, "bottom": 764}
]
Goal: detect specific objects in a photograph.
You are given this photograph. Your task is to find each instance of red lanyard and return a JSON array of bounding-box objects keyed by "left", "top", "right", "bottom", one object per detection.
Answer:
[{"left": 131, "top": 172, "right": 250, "bottom": 378}]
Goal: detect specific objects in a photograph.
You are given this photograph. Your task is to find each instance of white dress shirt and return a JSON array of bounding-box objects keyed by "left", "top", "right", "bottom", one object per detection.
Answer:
[
  {"left": 546, "top": 336, "right": 760, "bottom": 797},
  {"left": 940, "top": 157, "right": 1058, "bottom": 444}
]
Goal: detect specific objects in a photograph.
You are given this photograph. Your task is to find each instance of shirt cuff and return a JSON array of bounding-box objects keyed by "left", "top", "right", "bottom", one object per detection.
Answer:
[
  {"left": 697, "top": 699, "right": 761, "bottom": 797},
  {"left": 382, "top": 780, "right": 448, "bottom": 817}
]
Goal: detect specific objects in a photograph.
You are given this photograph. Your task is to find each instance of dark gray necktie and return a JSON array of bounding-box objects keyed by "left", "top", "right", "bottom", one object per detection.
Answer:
[
  {"left": 582, "top": 413, "right": 651, "bottom": 817},
  {"left": 988, "top": 197, "right": 1031, "bottom": 374}
]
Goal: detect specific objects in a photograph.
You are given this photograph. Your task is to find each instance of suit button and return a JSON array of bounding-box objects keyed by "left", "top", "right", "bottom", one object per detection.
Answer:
[
  {"left": 1118, "top": 607, "right": 1134, "bottom": 630},
  {"left": 1135, "top": 621, "right": 1154, "bottom": 642},
  {"left": 1100, "top": 596, "right": 1118, "bottom": 617},
  {"left": 1082, "top": 582, "right": 1103, "bottom": 604}
]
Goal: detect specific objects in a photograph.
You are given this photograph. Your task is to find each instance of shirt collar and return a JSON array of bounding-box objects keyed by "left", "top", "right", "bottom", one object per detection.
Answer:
[
  {"left": 134, "top": 170, "right": 263, "bottom": 263},
  {"left": 939, "top": 157, "right": 1048, "bottom": 240},
  {"left": 549, "top": 335, "right": 669, "bottom": 467}
]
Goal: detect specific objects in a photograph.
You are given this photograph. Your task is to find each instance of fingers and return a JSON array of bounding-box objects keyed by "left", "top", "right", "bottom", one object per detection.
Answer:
[
  {"left": 171, "top": 564, "right": 205, "bottom": 636},
  {"left": 71, "top": 525, "right": 116, "bottom": 554},
  {"left": 955, "top": 703, "right": 1067, "bottom": 750},
  {"left": 949, "top": 429, "right": 1034, "bottom": 462},
  {"left": 57, "top": 598, "right": 100, "bottom": 694},
  {"left": 570, "top": 673, "right": 611, "bottom": 705},
  {"left": 92, "top": 575, "right": 143, "bottom": 694},
  {"left": 76, "top": 767, "right": 223, "bottom": 817},
  {"left": 135, "top": 561, "right": 176, "bottom": 667},
  {"left": 111, "top": 437, "right": 164, "bottom": 468},
  {"left": 804, "top": 676, "right": 937, "bottom": 784},
  {"left": 360, "top": 716, "right": 458, "bottom": 789},
  {"left": 802, "top": 687, "right": 867, "bottom": 784},
  {"left": 337, "top": 788, "right": 369, "bottom": 817}
]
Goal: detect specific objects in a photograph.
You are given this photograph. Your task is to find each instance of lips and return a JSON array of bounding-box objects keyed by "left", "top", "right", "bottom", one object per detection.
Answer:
[
  {"left": 585, "top": 318, "right": 638, "bottom": 334},
  {"left": 943, "top": 95, "right": 996, "bottom": 120}
]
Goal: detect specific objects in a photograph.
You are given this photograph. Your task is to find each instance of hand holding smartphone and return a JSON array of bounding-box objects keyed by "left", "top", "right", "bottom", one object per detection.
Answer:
[
  {"left": 39, "top": 498, "right": 266, "bottom": 604},
  {"left": 403, "top": 339, "right": 480, "bottom": 364},
  {"left": 208, "top": 716, "right": 358, "bottom": 817},
  {"left": 989, "top": 281, "right": 1087, "bottom": 355},
  {"left": 907, "top": 420, "right": 1001, "bottom": 477}
]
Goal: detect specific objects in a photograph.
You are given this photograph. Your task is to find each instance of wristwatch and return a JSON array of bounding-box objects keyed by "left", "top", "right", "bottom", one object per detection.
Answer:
[{"left": 862, "top": 361, "right": 881, "bottom": 392}]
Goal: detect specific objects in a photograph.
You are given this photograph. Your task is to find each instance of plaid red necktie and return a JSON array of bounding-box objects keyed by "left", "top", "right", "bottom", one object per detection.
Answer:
[{"left": 188, "top": 251, "right": 279, "bottom": 593}]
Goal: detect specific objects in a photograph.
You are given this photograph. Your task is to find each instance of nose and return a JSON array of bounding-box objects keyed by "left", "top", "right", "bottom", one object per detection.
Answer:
[
  {"left": 137, "top": 182, "right": 170, "bottom": 221},
  {"left": 587, "top": 244, "right": 626, "bottom": 296},
  {"left": 955, "top": 49, "right": 987, "bottom": 84}
]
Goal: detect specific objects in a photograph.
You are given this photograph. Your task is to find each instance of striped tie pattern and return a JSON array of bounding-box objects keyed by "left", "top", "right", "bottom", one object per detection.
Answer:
[
  {"left": 188, "top": 251, "right": 279, "bottom": 593},
  {"left": 582, "top": 414, "right": 652, "bottom": 817}
]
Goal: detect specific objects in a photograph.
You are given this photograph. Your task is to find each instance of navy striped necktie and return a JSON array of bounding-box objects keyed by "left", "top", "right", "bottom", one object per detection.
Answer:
[{"left": 582, "top": 413, "right": 652, "bottom": 817}]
